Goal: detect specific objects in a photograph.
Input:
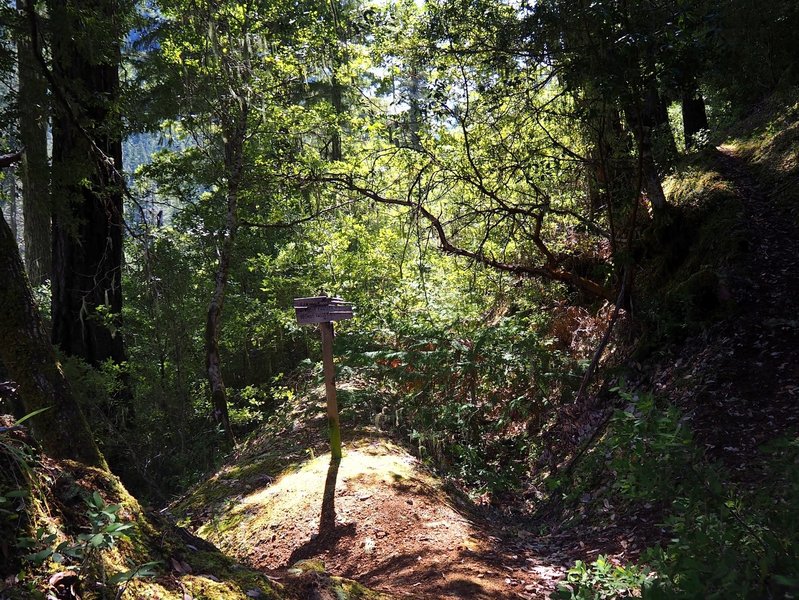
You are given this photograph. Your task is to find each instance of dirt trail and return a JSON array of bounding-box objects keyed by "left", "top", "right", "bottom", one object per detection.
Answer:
[
  {"left": 651, "top": 145, "right": 799, "bottom": 477},
  {"left": 185, "top": 430, "right": 574, "bottom": 599}
]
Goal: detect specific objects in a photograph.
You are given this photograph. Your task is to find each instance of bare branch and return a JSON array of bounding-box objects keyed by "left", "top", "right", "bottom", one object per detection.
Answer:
[
  {"left": 239, "top": 199, "right": 358, "bottom": 229},
  {"left": 0, "top": 151, "right": 23, "bottom": 168},
  {"left": 319, "top": 173, "right": 613, "bottom": 301}
]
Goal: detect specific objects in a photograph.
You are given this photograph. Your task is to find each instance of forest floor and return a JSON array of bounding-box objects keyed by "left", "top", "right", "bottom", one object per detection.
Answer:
[
  {"left": 171, "top": 104, "right": 799, "bottom": 599},
  {"left": 647, "top": 143, "right": 799, "bottom": 483}
]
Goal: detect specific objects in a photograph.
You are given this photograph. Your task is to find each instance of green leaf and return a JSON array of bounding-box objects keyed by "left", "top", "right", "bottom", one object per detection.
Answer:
[
  {"left": 62, "top": 546, "right": 84, "bottom": 559},
  {"left": 89, "top": 533, "right": 106, "bottom": 547},
  {"left": 108, "top": 569, "right": 137, "bottom": 585},
  {"left": 14, "top": 406, "right": 52, "bottom": 426},
  {"left": 24, "top": 548, "right": 53, "bottom": 564},
  {"left": 104, "top": 522, "right": 133, "bottom": 534}
]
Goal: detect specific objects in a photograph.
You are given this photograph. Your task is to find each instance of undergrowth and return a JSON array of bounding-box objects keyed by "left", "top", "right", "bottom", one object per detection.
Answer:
[
  {"left": 339, "top": 313, "right": 581, "bottom": 494},
  {"left": 556, "top": 389, "right": 799, "bottom": 599}
]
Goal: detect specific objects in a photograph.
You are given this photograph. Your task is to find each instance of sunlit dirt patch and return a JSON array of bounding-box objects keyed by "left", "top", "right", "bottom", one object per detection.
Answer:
[{"left": 190, "top": 439, "right": 554, "bottom": 599}]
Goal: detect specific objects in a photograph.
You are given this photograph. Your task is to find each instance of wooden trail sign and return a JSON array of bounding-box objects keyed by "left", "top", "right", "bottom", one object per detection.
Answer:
[
  {"left": 294, "top": 296, "right": 354, "bottom": 324},
  {"left": 294, "top": 295, "right": 355, "bottom": 460}
]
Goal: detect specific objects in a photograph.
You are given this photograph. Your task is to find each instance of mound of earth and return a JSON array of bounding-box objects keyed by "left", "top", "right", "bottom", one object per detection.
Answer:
[{"left": 172, "top": 407, "right": 574, "bottom": 599}]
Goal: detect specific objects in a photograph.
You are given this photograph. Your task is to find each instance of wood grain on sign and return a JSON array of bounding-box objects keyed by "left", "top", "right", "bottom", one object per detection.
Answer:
[
  {"left": 293, "top": 296, "right": 340, "bottom": 307},
  {"left": 294, "top": 296, "right": 354, "bottom": 324}
]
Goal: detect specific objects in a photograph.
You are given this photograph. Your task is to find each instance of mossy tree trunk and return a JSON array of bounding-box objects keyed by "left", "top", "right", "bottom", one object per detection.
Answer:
[{"left": 0, "top": 211, "right": 107, "bottom": 470}]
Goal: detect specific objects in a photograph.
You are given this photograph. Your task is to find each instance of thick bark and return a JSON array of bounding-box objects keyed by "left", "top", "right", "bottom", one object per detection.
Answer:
[
  {"left": 7, "top": 176, "right": 18, "bottom": 240},
  {"left": 0, "top": 211, "right": 106, "bottom": 469},
  {"left": 682, "top": 86, "right": 710, "bottom": 150},
  {"left": 48, "top": 0, "right": 127, "bottom": 368},
  {"left": 17, "top": 0, "right": 51, "bottom": 286}
]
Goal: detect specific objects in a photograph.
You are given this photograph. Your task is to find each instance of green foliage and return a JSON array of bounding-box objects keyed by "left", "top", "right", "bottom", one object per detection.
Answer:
[
  {"left": 13, "top": 488, "right": 160, "bottom": 594},
  {"left": 640, "top": 436, "right": 799, "bottom": 599},
  {"left": 562, "top": 389, "right": 799, "bottom": 599},
  {"left": 1, "top": 419, "right": 159, "bottom": 595},
  {"left": 605, "top": 390, "right": 696, "bottom": 502},
  {"left": 17, "top": 491, "right": 131, "bottom": 567},
  {"left": 555, "top": 555, "right": 652, "bottom": 599},
  {"left": 342, "top": 310, "right": 577, "bottom": 492}
]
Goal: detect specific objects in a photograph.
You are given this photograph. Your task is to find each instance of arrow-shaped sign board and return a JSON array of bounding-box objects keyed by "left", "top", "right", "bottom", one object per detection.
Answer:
[{"left": 294, "top": 296, "right": 354, "bottom": 324}]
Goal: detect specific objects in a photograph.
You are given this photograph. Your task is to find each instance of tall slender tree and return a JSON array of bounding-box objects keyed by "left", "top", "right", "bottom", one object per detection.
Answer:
[{"left": 152, "top": 0, "right": 323, "bottom": 443}]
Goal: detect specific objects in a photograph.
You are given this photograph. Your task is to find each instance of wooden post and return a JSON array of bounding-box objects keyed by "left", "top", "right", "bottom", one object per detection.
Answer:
[
  {"left": 320, "top": 321, "right": 342, "bottom": 459},
  {"left": 294, "top": 295, "right": 352, "bottom": 459}
]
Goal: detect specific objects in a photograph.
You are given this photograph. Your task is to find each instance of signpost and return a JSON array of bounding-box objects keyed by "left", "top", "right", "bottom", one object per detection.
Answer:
[{"left": 294, "top": 296, "right": 354, "bottom": 459}]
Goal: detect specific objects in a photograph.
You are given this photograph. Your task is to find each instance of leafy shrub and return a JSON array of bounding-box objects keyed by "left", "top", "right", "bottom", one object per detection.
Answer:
[
  {"left": 563, "top": 390, "right": 799, "bottom": 599},
  {"left": 341, "top": 313, "right": 578, "bottom": 492},
  {"left": 554, "top": 555, "right": 653, "bottom": 599}
]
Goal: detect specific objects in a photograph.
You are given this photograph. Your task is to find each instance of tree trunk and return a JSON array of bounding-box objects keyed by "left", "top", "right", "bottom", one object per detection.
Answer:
[
  {"left": 17, "top": 0, "right": 51, "bottom": 286},
  {"left": 625, "top": 100, "right": 668, "bottom": 216},
  {"left": 408, "top": 67, "right": 423, "bottom": 151},
  {"left": 331, "top": 75, "right": 343, "bottom": 161},
  {"left": 204, "top": 140, "right": 242, "bottom": 447},
  {"left": 682, "top": 85, "right": 710, "bottom": 150},
  {"left": 641, "top": 141, "right": 667, "bottom": 212},
  {"left": 7, "top": 176, "right": 19, "bottom": 241},
  {"left": 0, "top": 211, "right": 106, "bottom": 469},
  {"left": 48, "top": 0, "right": 127, "bottom": 369},
  {"left": 645, "top": 83, "right": 678, "bottom": 170}
]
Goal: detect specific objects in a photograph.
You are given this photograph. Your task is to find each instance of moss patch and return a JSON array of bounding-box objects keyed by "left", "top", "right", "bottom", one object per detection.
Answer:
[{"left": 0, "top": 424, "right": 287, "bottom": 600}]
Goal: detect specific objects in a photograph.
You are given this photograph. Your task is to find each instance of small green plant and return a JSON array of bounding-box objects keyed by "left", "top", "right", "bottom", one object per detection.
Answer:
[
  {"left": 17, "top": 491, "right": 132, "bottom": 567},
  {"left": 554, "top": 555, "right": 653, "bottom": 599},
  {"left": 605, "top": 389, "right": 696, "bottom": 503},
  {"left": 13, "top": 489, "right": 159, "bottom": 596}
]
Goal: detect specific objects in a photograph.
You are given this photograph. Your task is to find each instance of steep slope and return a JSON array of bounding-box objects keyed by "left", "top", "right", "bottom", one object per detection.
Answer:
[{"left": 644, "top": 95, "right": 799, "bottom": 478}]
